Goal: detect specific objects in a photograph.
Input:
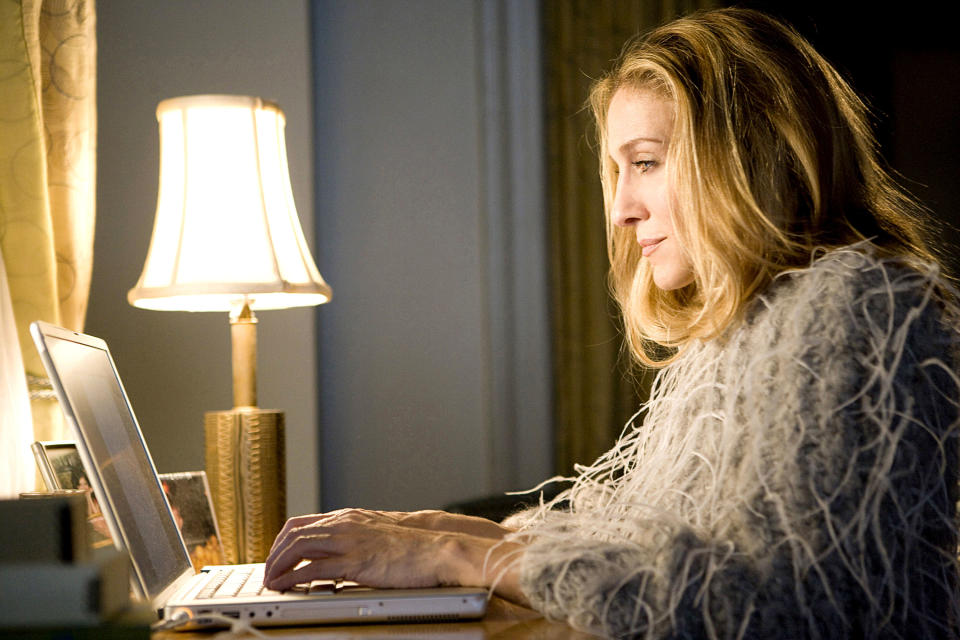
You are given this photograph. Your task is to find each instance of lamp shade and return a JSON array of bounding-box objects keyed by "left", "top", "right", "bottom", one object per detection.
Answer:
[{"left": 128, "top": 95, "right": 331, "bottom": 312}]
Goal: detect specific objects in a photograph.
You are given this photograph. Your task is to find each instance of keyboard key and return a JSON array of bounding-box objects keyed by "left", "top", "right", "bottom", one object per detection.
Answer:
[
  {"left": 236, "top": 566, "right": 265, "bottom": 598},
  {"left": 215, "top": 567, "right": 253, "bottom": 598},
  {"left": 308, "top": 580, "right": 337, "bottom": 594},
  {"left": 196, "top": 569, "right": 231, "bottom": 599}
]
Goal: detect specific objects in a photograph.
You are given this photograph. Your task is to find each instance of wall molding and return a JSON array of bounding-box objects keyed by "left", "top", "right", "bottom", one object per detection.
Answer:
[{"left": 477, "top": 0, "right": 553, "bottom": 492}]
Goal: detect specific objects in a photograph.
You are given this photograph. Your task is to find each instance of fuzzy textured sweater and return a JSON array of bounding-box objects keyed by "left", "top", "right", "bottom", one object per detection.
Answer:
[{"left": 508, "top": 249, "right": 960, "bottom": 639}]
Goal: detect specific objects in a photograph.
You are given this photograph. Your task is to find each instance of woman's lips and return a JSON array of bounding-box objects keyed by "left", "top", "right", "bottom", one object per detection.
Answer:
[{"left": 639, "top": 237, "right": 666, "bottom": 257}]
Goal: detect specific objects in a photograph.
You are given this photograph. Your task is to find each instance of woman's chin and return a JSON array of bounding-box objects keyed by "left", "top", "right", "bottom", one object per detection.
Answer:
[{"left": 652, "top": 268, "right": 694, "bottom": 291}]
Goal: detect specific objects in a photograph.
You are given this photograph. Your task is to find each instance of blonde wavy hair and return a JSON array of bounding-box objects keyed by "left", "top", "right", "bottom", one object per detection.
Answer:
[{"left": 592, "top": 8, "right": 938, "bottom": 367}]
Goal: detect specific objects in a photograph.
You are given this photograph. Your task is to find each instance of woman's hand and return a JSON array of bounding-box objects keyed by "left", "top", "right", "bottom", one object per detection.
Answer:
[
  {"left": 264, "top": 512, "right": 459, "bottom": 590},
  {"left": 263, "top": 509, "right": 529, "bottom": 606},
  {"left": 269, "top": 508, "right": 513, "bottom": 557}
]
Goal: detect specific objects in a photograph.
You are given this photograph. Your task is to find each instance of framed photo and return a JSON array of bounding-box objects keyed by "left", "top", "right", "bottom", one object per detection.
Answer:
[
  {"left": 31, "top": 440, "right": 85, "bottom": 492},
  {"left": 159, "top": 471, "right": 225, "bottom": 570},
  {"left": 31, "top": 440, "right": 114, "bottom": 549}
]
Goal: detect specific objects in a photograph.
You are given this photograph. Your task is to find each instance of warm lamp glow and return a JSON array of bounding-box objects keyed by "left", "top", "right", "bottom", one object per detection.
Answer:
[{"left": 128, "top": 94, "right": 331, "bottom": 312}]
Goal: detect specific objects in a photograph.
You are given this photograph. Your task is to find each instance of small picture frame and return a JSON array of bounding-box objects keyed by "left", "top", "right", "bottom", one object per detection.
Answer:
[
  {"left": 31, "top": 440, "right": 85, "bottom": 492},
  {"left": 159, "top": 471, "right": 226, "bottom": 571},
  {"left": 31, "top": 440, "right": 114, "bottom": 549}
]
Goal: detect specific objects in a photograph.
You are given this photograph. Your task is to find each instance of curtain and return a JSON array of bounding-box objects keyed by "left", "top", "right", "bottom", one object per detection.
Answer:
[
  {"left": 0, "top": 248, "right": 33, "bottom": 497},
  {"left": 543, "top": 0, "right": 717, "bottom": 474},
  {"left": 0, "top": 0, "right": 97, "bottom": 494}
]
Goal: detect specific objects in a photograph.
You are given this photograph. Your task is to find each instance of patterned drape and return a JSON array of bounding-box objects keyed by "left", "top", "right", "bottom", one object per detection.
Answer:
[
  {"left": 0, "top": 0, "right": 96, "bottom": 491},
  {"left": 0, "top": 249, "right": 33, "bottom": 497},
  {"left": 543, "top": 0, "right": 716, "bottom": 474}
]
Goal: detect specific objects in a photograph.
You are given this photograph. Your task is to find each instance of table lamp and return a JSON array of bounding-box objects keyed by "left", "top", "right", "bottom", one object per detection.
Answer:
[{"left": 128, "top": 94, "right": 332, "bottom": 564}]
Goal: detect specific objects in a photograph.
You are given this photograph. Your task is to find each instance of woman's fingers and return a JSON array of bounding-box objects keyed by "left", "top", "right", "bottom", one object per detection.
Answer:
[
  {"left": 269, "top": 509, "right": 380, "bottom": 558},
  {"left": 269, "top": 515, "right": 321, "bottom": 555},
  {"left": 265, "top": 519, "right": 386, "bottom": 587},
  {"left": 265, "top": 555, "right": 352, "bottom": 592},
  {"left": 265, "top": 533, "right": 331, "bottom": 579}
]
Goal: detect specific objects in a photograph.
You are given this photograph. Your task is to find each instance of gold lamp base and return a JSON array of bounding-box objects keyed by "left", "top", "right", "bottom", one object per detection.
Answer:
[{"left": 205, "top": 408, "right": 286, "bottom": 564}]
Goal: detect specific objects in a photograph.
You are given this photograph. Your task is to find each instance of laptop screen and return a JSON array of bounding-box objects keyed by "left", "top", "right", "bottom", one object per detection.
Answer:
[{"left": 42, "top": 330, "right": 191, "bottom": 600}]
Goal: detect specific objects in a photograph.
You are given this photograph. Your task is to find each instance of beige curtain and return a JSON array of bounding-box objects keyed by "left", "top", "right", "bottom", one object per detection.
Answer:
[
  {"left": 543, "top": 0, "right": 717, "bottom": 474},
  {"left": 0, "top": 0, "right": 96, "bottom": 481},
  {"left": 0, "top": 248, "right": 34, "bottom": 497}
]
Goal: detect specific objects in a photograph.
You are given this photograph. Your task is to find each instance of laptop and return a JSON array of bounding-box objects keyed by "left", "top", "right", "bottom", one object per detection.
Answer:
[{"left": 30, "top": 321, "right": 488, "bottom": 629}]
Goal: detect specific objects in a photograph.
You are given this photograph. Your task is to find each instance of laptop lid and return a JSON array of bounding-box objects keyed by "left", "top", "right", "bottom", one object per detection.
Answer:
[{"left": 30, "top": 321, "right": 197, "bottom": 610}]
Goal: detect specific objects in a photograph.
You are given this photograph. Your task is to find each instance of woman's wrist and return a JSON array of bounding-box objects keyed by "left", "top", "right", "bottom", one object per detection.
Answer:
[
  {"left": 437, "top": 533, "right": 530, "bottom": 606},
  {"left": 399, "top": 510, "right": 515, "bottom": 539}
]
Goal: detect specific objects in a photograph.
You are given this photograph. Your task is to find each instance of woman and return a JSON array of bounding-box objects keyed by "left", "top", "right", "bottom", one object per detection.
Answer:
[{"left": 265, "top": 9, "right": 960, "bottom": 638}]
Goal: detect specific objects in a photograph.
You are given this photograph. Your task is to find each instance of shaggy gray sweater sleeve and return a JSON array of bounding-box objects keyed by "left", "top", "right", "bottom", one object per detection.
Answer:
[{"left": 512, "top": 251, "right": 960, "bottom": 639}]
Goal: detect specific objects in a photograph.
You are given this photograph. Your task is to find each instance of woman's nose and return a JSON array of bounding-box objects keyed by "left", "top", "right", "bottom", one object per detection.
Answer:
[{"left": 611, "top": 180, "right": 645, "bottom": 228}]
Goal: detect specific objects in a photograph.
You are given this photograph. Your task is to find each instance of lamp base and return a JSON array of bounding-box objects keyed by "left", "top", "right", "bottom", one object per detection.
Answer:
[{"left": 204, "top": 408, "right": 286, "bottom": 564}]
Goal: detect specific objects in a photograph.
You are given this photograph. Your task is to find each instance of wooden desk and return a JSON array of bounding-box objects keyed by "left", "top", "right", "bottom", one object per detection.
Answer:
[{"left": 153, "top": 597, "right": 592, "bottom": 639}]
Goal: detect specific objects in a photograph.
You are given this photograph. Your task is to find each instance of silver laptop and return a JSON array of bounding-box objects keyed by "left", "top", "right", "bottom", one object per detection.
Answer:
[{"left": 30, "top": 321, "right": 488, "bottom": 628}]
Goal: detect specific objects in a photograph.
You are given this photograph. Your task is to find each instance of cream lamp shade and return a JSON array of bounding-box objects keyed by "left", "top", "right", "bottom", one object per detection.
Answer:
[{"left": 128, "top": 94, "right": 331, "bottom": 312}]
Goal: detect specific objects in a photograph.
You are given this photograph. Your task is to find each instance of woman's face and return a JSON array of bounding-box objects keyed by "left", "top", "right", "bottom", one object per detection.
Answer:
[{"left": 607, "top": 87, "right": 693, "bottom": 291}]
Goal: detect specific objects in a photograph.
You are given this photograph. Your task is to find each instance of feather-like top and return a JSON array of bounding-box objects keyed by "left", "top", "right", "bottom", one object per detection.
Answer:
[{"left": 504, "top": 247, "right": 960, "bottom": 639}]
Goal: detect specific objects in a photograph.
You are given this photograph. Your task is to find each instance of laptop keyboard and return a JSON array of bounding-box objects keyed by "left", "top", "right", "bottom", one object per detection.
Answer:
[
  {"left": 197, "top": 566, "right": 269, "bottom": 599},
  {"left": 196, "top": 565, "right": 366, "bottom": 600}
]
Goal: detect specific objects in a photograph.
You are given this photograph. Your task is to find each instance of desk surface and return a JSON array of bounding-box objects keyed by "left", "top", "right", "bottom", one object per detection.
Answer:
[{"left": 153, "top": 597, "right": 592, "bottom": 639}]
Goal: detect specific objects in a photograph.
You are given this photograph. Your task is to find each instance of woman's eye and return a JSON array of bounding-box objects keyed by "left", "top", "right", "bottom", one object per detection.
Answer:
[{"left": 632, "top": 160, "right": 655, "bottom": 173}]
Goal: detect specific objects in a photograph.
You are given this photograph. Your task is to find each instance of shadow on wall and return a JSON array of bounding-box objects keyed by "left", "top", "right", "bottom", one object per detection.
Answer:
[{"left": 742, "top": 1, "right": 960, "bottom": 275}]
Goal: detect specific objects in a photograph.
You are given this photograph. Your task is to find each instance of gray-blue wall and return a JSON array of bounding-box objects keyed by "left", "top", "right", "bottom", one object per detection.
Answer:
[{"left": 312, "top": 0, "right": 552, "bottom": 510}]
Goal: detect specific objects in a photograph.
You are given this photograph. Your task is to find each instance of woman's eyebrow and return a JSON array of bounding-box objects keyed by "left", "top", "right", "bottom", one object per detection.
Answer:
[{"left": 616, "top": 136, "right": 665, "bottom": 155}]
